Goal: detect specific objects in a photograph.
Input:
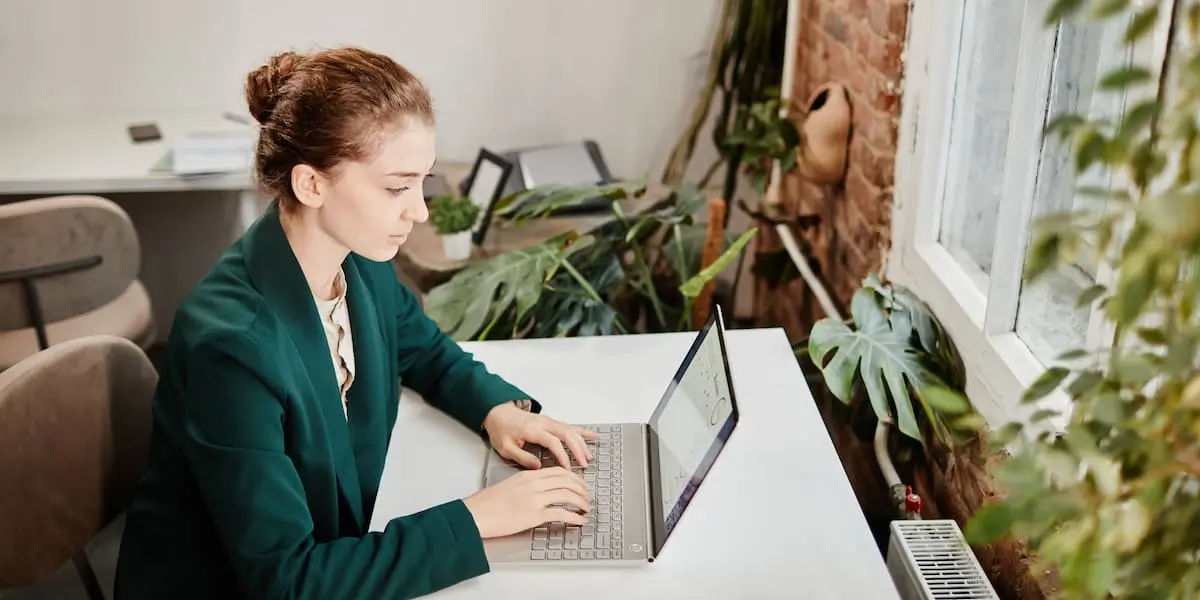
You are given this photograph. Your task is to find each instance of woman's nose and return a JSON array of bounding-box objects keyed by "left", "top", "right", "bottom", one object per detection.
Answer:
[{"left": 408, "top": 195, "right": 429, "bottom": 223}]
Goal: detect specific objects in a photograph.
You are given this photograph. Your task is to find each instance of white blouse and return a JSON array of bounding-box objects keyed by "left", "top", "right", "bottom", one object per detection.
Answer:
[{"left": 313, "top": 269, "right": 355, "bottom": 419}]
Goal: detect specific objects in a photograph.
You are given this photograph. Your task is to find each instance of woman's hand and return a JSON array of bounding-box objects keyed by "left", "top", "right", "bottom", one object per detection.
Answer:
[
  {"left": 483, "top": 402, "right": 598, "bottom": 469},
  {"left": 463, "top": 467, "right": 591, "bottom": 538}
]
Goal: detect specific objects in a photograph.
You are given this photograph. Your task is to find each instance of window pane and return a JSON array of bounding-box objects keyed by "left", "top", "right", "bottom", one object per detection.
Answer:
[
  {"left": 1016, "top": 18, "right": 1131, "bottom": 363},
  {"left": 937, "top": 1, "right": 1026, "bottom": 293}
]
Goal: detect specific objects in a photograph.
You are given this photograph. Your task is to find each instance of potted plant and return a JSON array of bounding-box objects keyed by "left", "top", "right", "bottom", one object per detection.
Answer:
[
  {"left": 428, "top": 194, "right": 480, "bottom": 261},
  {"left": 965, "top": 1, "right": 1200, "bottom": 598}
]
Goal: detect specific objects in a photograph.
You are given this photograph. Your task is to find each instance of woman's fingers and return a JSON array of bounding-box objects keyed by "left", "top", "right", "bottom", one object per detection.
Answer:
[
  {"left": 505, "top": 443, "right": 542, "bottom": 470},
  {"left": 543, "top": 507, "right": 589, "bottom": 526},
  {"left": 529, "top": 467, "right": 590, "bottom": 501},
  {"left": 542, "top": 488, "right": 592, "bottom": 514},
  {"left": 556, "top": 425, "right": 592, "bottom": 468},
  {"left": 533, "top": 430, "right": 574, "bottom": 469}
]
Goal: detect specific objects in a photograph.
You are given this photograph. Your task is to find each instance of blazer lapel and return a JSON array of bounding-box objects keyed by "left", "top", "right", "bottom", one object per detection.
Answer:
[
  {"left": 342, "top": 259, "right": 392, "bottom": 521},
  {"left": 242, "top": 204, "right": 365, "bottom": 529}
]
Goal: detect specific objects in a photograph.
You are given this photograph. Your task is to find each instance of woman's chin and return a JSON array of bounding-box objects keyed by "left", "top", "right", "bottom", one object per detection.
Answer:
[{"left": 358, "top": 240, "right": 404, "bottom": 262}]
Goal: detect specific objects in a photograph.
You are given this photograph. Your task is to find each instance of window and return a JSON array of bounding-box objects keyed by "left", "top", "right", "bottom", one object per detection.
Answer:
[{"left": 890, "top": 1, "right": 1173, "bottom": 427}]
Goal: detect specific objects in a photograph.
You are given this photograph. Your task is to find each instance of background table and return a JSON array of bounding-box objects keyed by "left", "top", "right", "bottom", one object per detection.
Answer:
[
  {"left": 370, "top": 328, "right": 900, "bottom": 599},
  {"left": 0, "top": 111, "right": 254, "bottom": 195}
]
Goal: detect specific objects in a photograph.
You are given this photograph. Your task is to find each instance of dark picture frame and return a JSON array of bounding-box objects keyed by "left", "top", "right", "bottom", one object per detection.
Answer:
[{"left": 464, "top": 148, "right": 514, "bottom": 246}]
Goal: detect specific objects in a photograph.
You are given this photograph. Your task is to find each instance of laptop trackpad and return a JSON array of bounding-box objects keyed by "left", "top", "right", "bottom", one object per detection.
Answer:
[{"left": 484, "top": 452, "right": 523, "bottom": 486}]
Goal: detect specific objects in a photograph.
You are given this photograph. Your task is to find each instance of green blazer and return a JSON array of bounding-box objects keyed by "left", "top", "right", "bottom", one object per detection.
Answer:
[{"left": 115, "top": 204, "right": 537, "bottom": 600}]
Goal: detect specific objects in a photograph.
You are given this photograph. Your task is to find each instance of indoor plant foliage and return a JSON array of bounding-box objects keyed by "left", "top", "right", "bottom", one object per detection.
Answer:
[
  {"left": 660, "top": 0, "right": 789, "bottom": 205},
  {"left": 425, "top": 182, "right": 756, "bottom": 341},
  {"left": 966, "top": 1, "right": 1200, "bottom": 598},
  {"left": 427, "top": 194, "right": 480, "bottom": 260},
  {"left": 807, "top": 274, "right": 972, "bottom": 444}
]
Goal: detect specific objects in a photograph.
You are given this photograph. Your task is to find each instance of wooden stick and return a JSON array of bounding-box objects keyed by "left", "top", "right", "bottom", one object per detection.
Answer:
[{"left": 692, "top": 197, "right": 728, "bottom": 327}]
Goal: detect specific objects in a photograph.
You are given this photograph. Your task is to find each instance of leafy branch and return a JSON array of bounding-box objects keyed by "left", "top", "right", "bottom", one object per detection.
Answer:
[{"left": 964, "top": 2, "right": 1200, "bottom": 598}]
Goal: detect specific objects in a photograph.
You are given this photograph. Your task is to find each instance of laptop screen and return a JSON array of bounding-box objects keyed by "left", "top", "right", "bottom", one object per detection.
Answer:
[{"left": 646, "top": 310, "right": 738, "bottom": 555}]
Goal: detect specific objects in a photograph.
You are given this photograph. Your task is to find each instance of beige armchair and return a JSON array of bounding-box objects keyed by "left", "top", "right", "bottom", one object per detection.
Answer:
[
  {"left": 0, "top": 195, "right": 156, "bottom": 370},
  {"left": 0, "top": 335, "right": 157, "bottom": 599}
]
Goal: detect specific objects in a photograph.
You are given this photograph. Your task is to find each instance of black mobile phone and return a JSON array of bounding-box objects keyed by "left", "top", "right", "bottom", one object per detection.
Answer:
[{"left": 128, "top": 122, "right": 162, "bottom": 143}]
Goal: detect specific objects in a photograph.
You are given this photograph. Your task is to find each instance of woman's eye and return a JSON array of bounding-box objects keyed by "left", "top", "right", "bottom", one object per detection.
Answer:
[{"left": 387, "top": 187, "right": 409, "bottom": 196}]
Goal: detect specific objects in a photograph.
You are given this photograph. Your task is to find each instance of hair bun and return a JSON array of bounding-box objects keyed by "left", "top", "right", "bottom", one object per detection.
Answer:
[{"left": 245, "top": 51, "right": 303, "bottom": 125}]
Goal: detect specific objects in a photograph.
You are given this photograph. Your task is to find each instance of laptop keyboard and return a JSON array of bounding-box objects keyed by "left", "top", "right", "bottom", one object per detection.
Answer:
[{"left": 529, "top": 425, "right": 625, "bottom": 560}]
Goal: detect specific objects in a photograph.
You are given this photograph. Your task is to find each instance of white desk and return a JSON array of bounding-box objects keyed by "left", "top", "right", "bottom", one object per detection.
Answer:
[
  {"left": 0, "top": 111, "right": 253, "bottom": 195},
  {"left": 371, "top": 328, "right": 900, "bottom": 599}
]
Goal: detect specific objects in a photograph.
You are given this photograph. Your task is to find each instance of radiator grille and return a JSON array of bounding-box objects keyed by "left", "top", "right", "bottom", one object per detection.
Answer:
[{"left": 886, "top": 520, "right": 998, "bottom": 600}]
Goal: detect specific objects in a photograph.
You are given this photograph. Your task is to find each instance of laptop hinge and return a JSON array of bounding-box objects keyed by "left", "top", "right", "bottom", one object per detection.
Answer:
[{"left": 642, "top": 423, "right": 658, "bottom": 561}]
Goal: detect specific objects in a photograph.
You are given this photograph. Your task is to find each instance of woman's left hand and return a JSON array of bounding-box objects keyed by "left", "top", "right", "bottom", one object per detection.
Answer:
[{"left": 483, "top": 402, "right": 598, "bottom": 470}]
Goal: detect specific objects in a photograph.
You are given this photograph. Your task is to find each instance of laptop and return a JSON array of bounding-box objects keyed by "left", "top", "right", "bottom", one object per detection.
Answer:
[{"left": 481, "top": 305, "right": 739, "bottom": 565}]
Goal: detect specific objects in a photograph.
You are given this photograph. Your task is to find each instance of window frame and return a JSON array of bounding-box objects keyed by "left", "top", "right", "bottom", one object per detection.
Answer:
[{"left": 889, "top": 0, "right": 1172, "bottom": 430}]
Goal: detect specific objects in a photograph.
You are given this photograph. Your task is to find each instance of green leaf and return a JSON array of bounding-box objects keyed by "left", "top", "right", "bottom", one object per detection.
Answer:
[
  {"left": 1076, "top": 283, "right": 1107, "bottom": 308},
  {"left": 1068, "top": 370, "right": 1104, "bottom": 397},
  {"left": 1074, "top": 126, "right": 1107, "bottom": 173},
  {"left": 892, "top": 286, "right": 945, "bottom": 358},
  {"left": 1087, "top": 549, "right": 1118, "bottom": 598},
  {"left": 809, "top": 288, "right": 947, "bottom": 442},
  {"left": 779, "top": 118, "right": 801, "bottom": 148},
  {"left": 1045, "top": 0, "right": 1086, "bottom": 24},
  {"left": 1124, "top": 5, "right": 1161, "bottom": 42},
  {"left": 679, "top": 229, "right": 758, "bottom": 298},
  {"left": 1030, "top": 408, "right": 1061, "bottom": 423},
  {"left": 1090, "top": 0, "right": 1129, "bottom": 19},
  {"left": 1106, "top": 499, "right": 1151, "bottom": 552},
  {"left": 921, "top": 386, "right": 970, "bottom": 414},
  {"left": 1025, "top": 231, "right": 1063, "bottom": 282},
  {"left": 1057, "top": 348, "right": 1089, "bottom": 361},
  {"left": 1091, "top": 392, "right": 1125, "bottom": 425},
  {"left": 1113, "top": 353, "right": 1157, "bottom": 387},
  {"left": 966, "top": 502, "right": 1016, "bottom": 544},
  {"left": 526, "top": 253, "right": 625, "bottom": 338},
  {"left": 1023, "top": 367, "right": 1070, "bottom": 404},
  {"left": 994, "top": 422, "right": 1025, "bottom": 446},
  {"left": 1045, "top": 113, "right": 1087, "bottom": 140},
  {"left": 425, "top": 232, "right": 593, "bottom": 340},
  {"left": 954, "top": 413, "right": 988, "bottom": 431},
  {"left": 494, "top": 179, "right": 647, "bottom": 222},
  {"left": 1135, "top": 327, "right": 1167, "bottom": 345},
  {"left": 1112, "top": 263, "right": 1155, "bottom": 326},
  {"left": 1117, "top": 99, "right": 1161, "bottom": 138},
  {"left": 427, "top": 194, "right": 481, "bottom": 235}
]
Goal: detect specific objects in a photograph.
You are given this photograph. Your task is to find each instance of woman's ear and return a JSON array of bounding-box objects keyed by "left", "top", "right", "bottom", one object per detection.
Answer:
[{"left": 291, "top": 164, "right": 326, "bottom": 209}]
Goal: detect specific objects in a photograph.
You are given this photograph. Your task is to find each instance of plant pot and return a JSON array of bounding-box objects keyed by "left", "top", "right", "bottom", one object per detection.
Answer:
[{"left": 441, "top": 231, "right": 472, "bottom": 261}]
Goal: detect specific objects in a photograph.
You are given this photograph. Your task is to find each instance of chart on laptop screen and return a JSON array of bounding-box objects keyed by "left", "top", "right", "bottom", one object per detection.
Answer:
[{"left": 653, "top": 327, "right": 733, "bottom": 531}]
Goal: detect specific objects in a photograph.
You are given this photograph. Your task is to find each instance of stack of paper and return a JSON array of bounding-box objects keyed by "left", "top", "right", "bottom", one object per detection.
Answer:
[{"left": 170, "top": 129, "right": 256, "bottom": 175}]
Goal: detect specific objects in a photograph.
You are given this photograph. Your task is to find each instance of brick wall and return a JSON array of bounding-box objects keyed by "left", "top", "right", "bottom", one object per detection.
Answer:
[
  {"left": 753, "top": 0, "right": 906, "bottom": 335},
  {"left": 752, "top": 4, "right": 1058, "bottom": 595}
]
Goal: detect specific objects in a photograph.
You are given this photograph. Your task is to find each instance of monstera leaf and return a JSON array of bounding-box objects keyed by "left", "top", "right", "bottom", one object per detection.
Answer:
[
  {"left": 425, "top": 232, "right": 593, "bottom": 340},
  {"left": 526, "top": 254, "right": 626, "bottom": 338},
  {"left": 494, "top": 179, "right": 648, "bottom": 223},
  {"left": 808, "top": 285, "right": 963, "bottom": 442}
]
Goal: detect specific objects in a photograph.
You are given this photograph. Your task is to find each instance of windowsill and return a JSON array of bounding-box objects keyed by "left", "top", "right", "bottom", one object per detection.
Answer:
[{"left": 889, "top": 241, "right": 1072, "bottom": 435}]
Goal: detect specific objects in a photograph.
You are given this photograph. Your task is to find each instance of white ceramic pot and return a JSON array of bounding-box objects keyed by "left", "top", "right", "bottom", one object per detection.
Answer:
[{"left": 441, "top": 231, "right": 472, "bottom": 260}]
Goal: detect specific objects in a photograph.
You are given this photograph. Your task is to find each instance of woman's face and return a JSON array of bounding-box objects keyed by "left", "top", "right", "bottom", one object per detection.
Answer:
[{"left": 301, "top": 120, "right": 436, "bottom": 262}]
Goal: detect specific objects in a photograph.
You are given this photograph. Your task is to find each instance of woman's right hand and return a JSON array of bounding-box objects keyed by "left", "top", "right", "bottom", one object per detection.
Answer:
[{"left": 462, "top": 466, "right": 591, "bottom": 539}]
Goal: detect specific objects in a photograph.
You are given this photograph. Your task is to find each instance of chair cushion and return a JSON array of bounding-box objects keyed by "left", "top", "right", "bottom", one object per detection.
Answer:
[{"left": 0, "top": 279, "right": 155, "bottom": 371}]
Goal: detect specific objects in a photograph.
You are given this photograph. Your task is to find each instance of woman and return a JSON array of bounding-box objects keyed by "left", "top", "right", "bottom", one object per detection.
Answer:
[{"left": 115, "top": 47, "right": 594, "bottom": 600}]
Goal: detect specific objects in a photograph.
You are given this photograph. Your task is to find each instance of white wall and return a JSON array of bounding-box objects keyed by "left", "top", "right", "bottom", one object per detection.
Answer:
[
  {"left": 0, "top": 0, "right": 723, "bottom": 339},
  {"left": 0, "top": 0, "right": 721, "bottom": 179}
]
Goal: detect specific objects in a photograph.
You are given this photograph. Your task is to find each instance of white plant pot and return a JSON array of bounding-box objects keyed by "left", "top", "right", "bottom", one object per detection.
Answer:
[{"left": 441, "top": 231, "right": 472, "bottom": 260}]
